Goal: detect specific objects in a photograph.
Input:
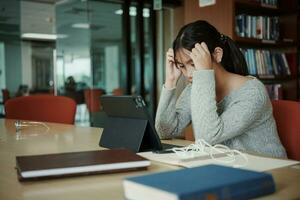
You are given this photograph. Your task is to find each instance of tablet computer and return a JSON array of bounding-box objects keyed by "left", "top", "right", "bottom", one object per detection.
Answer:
[{"left": 99, "top": 95, "right": 178, "bottom": 152}]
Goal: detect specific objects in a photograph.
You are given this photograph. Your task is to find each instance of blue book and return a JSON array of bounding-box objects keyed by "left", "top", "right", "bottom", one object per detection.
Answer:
[{"left": 123, "top": 164, "right": 275, "bottom": 200}]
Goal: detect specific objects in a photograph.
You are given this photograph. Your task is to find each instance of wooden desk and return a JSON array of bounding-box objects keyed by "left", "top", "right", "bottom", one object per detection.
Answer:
[{"left": 0, "top": 119, "right": 299, "bottom": 200}]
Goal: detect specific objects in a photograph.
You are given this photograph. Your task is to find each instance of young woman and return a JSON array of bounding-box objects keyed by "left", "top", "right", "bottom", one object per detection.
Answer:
[{"left": 155, "top": 20, "right": 287, "bottom": 158}]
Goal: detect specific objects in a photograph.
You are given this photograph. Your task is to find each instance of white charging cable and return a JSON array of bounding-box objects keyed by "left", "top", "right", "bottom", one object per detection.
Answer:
[
  {"left": 15, "top": 120, "right": 50, "bottom": 132},
  {"left": 172, "top": 139, "right": 248, "bottom": 168}
]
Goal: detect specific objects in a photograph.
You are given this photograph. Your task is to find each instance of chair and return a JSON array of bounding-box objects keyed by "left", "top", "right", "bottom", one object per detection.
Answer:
[
  {"left": 84, "top": 89, "right": 104, "bottom": 126},
  {"left": 4, "top": 95, "right": 76, "bottom": 124},
  {"left": 112, "top": 88, "right": 124, "bottom": 96},
  {"left": 272, "top": 100, "right": 300, "bottom": 161},
  {"left": 2, "top": 89, "right": 10, "bottom": 103},
  {"left": 84, "top": 89, "right": 103, "bottom": 113},
  {"left": 0, "top": 89, "right": 10, "bottom": 118}
]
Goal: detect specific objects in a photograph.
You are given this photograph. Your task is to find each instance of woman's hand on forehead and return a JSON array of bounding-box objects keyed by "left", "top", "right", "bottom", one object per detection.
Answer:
[{"left": 189, "top": 42, "right": 212, "bottom": 70}]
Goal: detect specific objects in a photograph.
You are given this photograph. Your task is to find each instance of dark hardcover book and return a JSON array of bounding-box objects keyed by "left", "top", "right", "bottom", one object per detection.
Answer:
[
  {"left": 250, "top": 49, "right": 257, "bottom": 75},
  {"left": 265, "top": 50, "right": 273, "bottom": 75},
  {"left": 235, "top": 15, "right": 244, "bottom": 37},
  {"left": 271, "top": 53, "right": 279, "bottom": 75},
  {"left": 274, "top": 84, "right": 283, "bottom": 100},
  {"left": 281, "top": 53, "right": 291, "bottom": 75},
  {"left": 124, "top": 164, "right": 275, "bottom": 200},
  {"left": 275, "top": 53, "right": 286, "bottom": 75},
  {"left": 285, "top": 53, "right": 297, "bottom": 77},
  {"left": 246, "top": 15, "right": 251, "bottom": 38},
  {"left": 251, "top": 16, "right": 256, "bottom": 38},
  {"left": 16, "top": 149, "right": 150, "bottom": 181}
]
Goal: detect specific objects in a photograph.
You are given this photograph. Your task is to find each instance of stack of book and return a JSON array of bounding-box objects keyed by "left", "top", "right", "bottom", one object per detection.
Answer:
[
  {"left": 236, "top": 14, "right": 279, "bottom": 40},
  {"left": 241, "top": 48, "right": 291, "bottom": 77},
  {"left": 123, "top": 164, "right": 276, "bottom": 200},
  {"left": 260, "top": 0, "right": 278, "bottom": 7},
  {"left": 265, "top": 84, "right": 283, "bottom": 100}
]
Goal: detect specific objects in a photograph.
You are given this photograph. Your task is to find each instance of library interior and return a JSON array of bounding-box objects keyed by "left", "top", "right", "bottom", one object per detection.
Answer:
[{"left": 0, "top": 0, "right": 300, "bottom": 200}]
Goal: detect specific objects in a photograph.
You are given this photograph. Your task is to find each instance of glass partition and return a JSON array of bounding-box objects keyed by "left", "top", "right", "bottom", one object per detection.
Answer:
[
  {"left": 56, "top": 0, "right": 91, "bottom": 96},
  {"left": 0, "top": 0, "right": 22, "bottom": 95},
  {"left": 90, "top": 1, "right": 124, "bottom": 94},
  {"left": 55, "top": 0, "right": 156, "bottom": 126},
  {"left": 55, "top": 0, "right": 125, "bottom": 125}
]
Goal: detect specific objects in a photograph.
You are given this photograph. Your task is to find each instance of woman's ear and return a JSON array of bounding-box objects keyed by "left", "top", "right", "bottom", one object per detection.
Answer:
[{"left": 212, "top": 47, "right": 223, "bottom": 63}]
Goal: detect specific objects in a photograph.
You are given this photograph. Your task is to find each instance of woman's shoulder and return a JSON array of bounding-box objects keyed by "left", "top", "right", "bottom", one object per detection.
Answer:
[
  {"left": 243, "top": 76, "right": 267, "bottom": 94},
  {"left": 232, "top": 74, "right": 265, "bottom": 91},
  {"left": 227, "top": 74, "right": 269, "bottom": 102}
]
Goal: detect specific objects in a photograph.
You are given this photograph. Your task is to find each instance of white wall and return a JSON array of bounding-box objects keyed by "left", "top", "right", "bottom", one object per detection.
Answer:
[
  {"left": 20, "top": 1, "right": 55, "bottom": 91},
  {"left": 0, "top": 43, "right": 6, "bottom": 92},
  {"left": 21, "top": 41, "right": 32, "bottom": 89},
  {"left": 5, "top": 43, "right": 22, "bottom": 94},
  {"left": 21, "top": 1, "right": 55, "bottom": 34},
  {"left": 105, "top": 46, "right": 119, "bottom": 93}
]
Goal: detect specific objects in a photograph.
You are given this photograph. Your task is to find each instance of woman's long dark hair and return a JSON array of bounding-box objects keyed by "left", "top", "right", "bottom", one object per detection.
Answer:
[{"left": 173, "top": 20, "right": 248, "bottom": 75}]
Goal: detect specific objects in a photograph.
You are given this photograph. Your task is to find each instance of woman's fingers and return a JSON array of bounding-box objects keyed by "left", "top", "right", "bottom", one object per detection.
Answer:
[
  {"left": 167, "top": 52, "right": 173, "bottom": 57},
  {"left": 200, "top": 42, "right": 210, "bottom": 54},
  {"left": 166, "top": 48, "right": 174, "bottom": 56},
  {"left": 194, "top": 43, "right": 208, "bottom": 56},
  {"left": 192, "top": 44, "right": 201, "bottom": 55},
  {"left": 167, "top": 55, "right": 175, "bottom": 62},
  {"left": 189, "top": 42, "right": 212, "bottom": 70},
  {"left": 166, "top": 48, "right": 176, "bottom": 64},
  {"left": 194, "top": 43, "right": 203, "bottom": 53}
]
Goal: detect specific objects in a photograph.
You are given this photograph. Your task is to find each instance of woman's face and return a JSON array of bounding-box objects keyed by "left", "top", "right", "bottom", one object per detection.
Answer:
[
  {"left": 175, "top": 47, "right": 220, "bottom": 83},
  {"left": 175, "top": 48, "right": 195, "bottom": 83}
]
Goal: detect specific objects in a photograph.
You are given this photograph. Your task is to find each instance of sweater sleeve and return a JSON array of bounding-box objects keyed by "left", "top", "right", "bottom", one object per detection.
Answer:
[
  {"left": 155, "top": 85, "right": 192, "bottom": 139},
  {"left": 191, "top": 70, "right": 267, "bottom": 145}
]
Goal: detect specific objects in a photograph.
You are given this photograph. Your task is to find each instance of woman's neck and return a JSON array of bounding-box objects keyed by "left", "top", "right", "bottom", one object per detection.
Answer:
[
  {"left": 213, "top": 63, "right": 250, "bottom": 103},
  {"left": 213, "top": 63, "right": 233, "bottom": 102}
]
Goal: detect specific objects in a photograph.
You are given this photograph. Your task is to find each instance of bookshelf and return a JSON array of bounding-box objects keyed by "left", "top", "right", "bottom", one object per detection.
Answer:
[{"left": 184, "top": 0, "right": 299, "bottom": 100}]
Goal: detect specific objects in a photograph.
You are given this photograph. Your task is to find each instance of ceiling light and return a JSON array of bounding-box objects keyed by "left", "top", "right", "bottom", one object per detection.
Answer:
[
  {"left": 115, "top": 9, "right": 123, "bottom": 15},
  {"left": 71, "top": 23, "right": 90, "bottom": 29},
  {"left": 130, "top": 6, "right": 137, "bottom": 16},
  {"left": 114, "top": 7, "right": 150, "bottom": 18},
  {"left": 21, "top": 33, "right": 68, "bottom": 40},
  {"left": 143, "top": 8, "right": 150, "bottom": 18}
]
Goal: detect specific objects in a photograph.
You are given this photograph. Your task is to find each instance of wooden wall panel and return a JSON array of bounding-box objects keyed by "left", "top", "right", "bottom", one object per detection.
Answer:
[{"left": 184, "top": 0, "right": 235, "bottom": 37}]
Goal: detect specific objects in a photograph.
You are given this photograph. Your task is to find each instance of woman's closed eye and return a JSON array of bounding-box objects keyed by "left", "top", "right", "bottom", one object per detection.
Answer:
[{"left": 176, "top": 64, "right": 185, "bottom": 69}]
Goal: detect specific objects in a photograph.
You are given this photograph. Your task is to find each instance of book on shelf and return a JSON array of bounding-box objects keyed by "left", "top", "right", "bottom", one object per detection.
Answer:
[
  {"left": 261, "top": 0, "right": 278, "bottom": 7},
  {"left": 123, "top": 164, "right": 276, "bottom": 200},
  {"left": 16, "top": 149, "right": 150, "bottom": 181},
  {"left": 241, "top": 48, "right": 292, "bottom": 78},
  {"left": 265, "top": 84, "right": 283, "bottom": 100},
  {"left": 238, "top": 0, "right": 278, "bottom": 8},
  {"left": 285, "top": 53, "right": 298, "bottom": 78},
  {"left": 236, "top": 14, "right": 279, "bottom": 41}
]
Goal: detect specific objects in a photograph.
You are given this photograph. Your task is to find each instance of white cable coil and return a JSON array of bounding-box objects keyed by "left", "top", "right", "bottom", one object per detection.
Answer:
[
  {"left": 15, "top": 120, "right": 50, "bottom": 132},
  {"left": 171, "top": 139, "right": 248, "bottom": 168}
]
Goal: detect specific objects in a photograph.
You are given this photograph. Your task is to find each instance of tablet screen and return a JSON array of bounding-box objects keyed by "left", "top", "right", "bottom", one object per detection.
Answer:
[{"left": 99, "top": 95, "right": 163, "bottom": 152}]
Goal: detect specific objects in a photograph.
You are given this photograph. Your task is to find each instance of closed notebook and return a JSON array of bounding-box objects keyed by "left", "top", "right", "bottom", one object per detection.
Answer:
[
  {"left": 16, "top": 149, "right": 150, "bottom": 181},
  {"left": 123, "top": 164, "right": 275, "bottom": 200}
]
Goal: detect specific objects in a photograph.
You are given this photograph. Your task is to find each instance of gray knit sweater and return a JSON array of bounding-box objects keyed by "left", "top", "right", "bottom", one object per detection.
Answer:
[{"left": 155, "top": 70, "right": 287, "bottom": 158}]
